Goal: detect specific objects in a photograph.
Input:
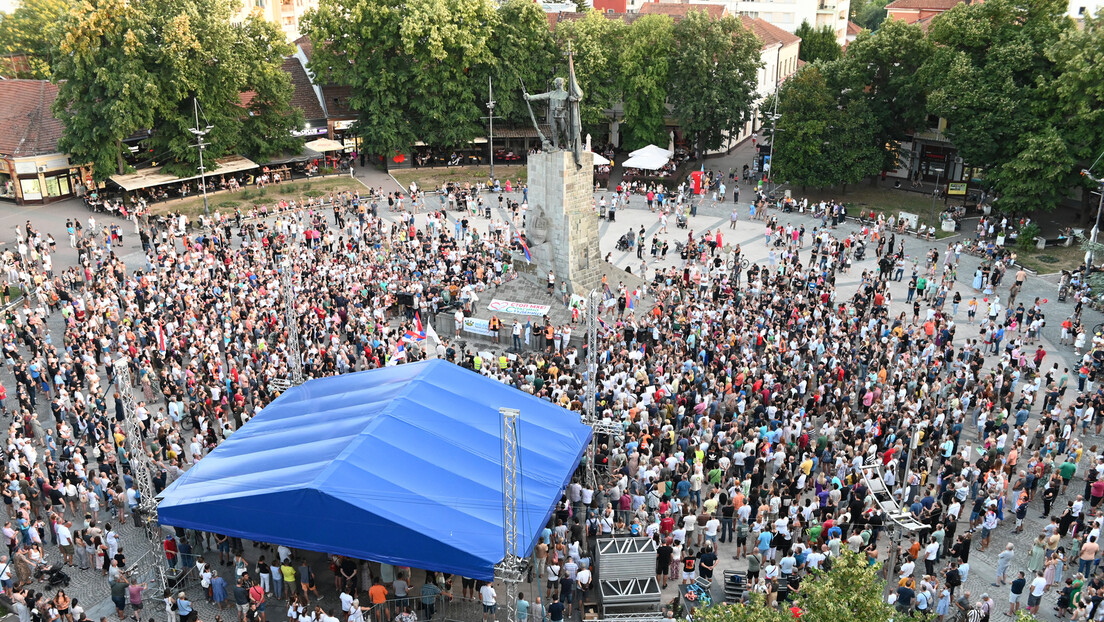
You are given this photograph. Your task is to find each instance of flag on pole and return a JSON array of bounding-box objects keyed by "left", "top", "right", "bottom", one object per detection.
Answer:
[
  {"left": 389, "top": 341, "right": 406, "bottom": 366},
  {"left": 404, "top": 314, "right": 427, "bottom": 342},
  {"left": 425, "top": 321, "right": 442, "bottom": 346},
  {"left": 514, "top": 232, "right": 532, "bottom": 263},
  {"left": 627, "top": 295, "right": 635, "bottom": 311}
]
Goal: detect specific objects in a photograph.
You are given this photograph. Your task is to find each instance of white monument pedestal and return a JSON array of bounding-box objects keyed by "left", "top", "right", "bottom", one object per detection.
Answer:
[{"left": 525, "top": 149, "right": 603, "bottom": 295}]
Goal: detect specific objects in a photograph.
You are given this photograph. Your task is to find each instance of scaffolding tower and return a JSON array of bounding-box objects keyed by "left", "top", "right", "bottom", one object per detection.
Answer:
[
  {"left": 497, "top": 408, "right": 524, "bottom": 622},
  {"left": 113, "top": 358, "right": 167, "bottom": 591},
  {"left": 270, "top": 258, "right": 304, "bottom": 393},
  {"left": 581, "top": 290, "right": 622, "bottom": 489}
]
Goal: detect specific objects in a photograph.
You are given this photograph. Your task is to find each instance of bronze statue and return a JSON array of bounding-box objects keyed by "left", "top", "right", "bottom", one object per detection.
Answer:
[{"left": 522, "top": 45, "right": 584, "bottom": 167}]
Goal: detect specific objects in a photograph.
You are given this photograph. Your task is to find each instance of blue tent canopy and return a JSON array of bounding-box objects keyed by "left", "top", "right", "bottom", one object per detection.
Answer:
[{"left": 157, "top": 360, "right": 591, "bottom": 580}]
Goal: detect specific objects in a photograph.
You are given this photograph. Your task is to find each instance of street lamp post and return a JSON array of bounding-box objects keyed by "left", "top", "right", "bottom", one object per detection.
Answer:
[
  {"left": 189, "top": 98, "right": 214, "bottom": 229},
  {"left": 1083, "top": 169, "right": 1104, "bottom": 275},
  {"left": 929, "top": 164, "right": 944, "bottom": 232},
  {"left": 486, "top": 77, "right": 497, "bottom": 181},
  {"left": 764, "top": 95, "right": 780, "bottom": 196}
]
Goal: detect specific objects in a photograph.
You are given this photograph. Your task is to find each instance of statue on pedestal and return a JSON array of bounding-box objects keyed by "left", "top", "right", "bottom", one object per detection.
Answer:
[{"left": 522, "top": 45, "right": 584, "bottom": 167}]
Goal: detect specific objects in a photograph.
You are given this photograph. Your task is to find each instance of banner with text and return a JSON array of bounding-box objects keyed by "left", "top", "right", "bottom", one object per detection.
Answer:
[
  {"left": 488, "top": 300, "right": 551, "bottom": 316},
  {"left": 462, "top": 317, "right": 493, "bottom": 336}
]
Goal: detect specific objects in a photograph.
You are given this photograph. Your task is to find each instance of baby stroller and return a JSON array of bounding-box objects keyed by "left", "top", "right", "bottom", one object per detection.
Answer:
[
  {"left": 616, "top": 234, "right": 631, "bottom": 252},
  {"left": 35, "top": 563, "right": 70, "bottom": 588},
  {"left": 854, "top": 242, "right": 866, "bottom": 261},
  {"left": 676, "top": 213, "right": 688, "bottom": 229}
]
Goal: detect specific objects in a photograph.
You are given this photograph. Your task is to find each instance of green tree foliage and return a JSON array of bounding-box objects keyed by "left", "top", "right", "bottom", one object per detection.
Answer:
[
  {"left": 826, "top": 19, "right": 931, "bottom": 172},
  {"left": 618, "top": 15, "right": 673, "bottom": 151},
  {"left": 669, "top": 10, "right": 762, "bottom": 159},
  {"left": 483, "top": 0, "right": 557, "bottom": 126},
  {"left": 771, "top": 65, "right": 879, "bottom": 190},
  {"left": 850, "top": 0, "right": 887, "bottom": 31},
  {"left": 923, "top": 0, "right": 1074, "bottom": 213},
  {"left": 52, "top": 0, "right": 159, "bottom": 180},
  {"left": 237, "top": 19, "right": 306, "bottom": 163},
  {"left": 690, "top": 599, "right": 791, "bottom": 622},
  {"left": 302, "top": 0, "right": 496, "bottom": 157},
  {"left": 0, "top": 0, "right": 71, "bottom": 78},
  {"left": 553, "top": 10, "right": 626, "bottom": 138},
  {"left": 53, "top": 0, "right": 301, "bottom": 182},
  {"left": 795, "top": 550, "right": 895, "bottom": 622},
  {"left": 1047, "top": 11, "right": 1104, "bottom": 216},
  {"left": 793, "top": 20, "right": 842, "bottom": 64}
]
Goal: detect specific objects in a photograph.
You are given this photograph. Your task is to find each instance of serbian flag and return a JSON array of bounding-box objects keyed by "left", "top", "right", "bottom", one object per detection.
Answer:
[
  {"left": 597, "top": 316, "right": 613, "bottom": 335},
  {"left": 514, "top": 232, "right": 532, "bottom": 263},
  {"left": 627, "top": 295, "right": 635, "bottom": 311},
  {"left": 388, "top": 341, "right": 406, "bottom": 366},
  {"left": 404, "top": 313, "right": 427, "bottom": 342}
]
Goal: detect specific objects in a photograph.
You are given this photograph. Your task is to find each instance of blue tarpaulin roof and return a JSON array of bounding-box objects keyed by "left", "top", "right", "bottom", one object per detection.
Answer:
[{"left": 157, "top": 360, "right": 591, "bottom": 580}]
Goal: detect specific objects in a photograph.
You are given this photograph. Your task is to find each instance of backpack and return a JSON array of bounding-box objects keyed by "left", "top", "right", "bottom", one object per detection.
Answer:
[{"left": 586, "top": 518, "right": 599, "bottom": 538}]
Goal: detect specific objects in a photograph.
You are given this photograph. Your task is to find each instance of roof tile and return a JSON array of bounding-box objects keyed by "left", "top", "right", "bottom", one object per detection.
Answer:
[{"left": 0, "top": 80, "right": 63, "bottom": 158}]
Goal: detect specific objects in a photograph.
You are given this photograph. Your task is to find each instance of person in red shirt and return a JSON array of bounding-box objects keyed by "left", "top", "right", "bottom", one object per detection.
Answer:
[{"left": 660, "top": 515, "right": 675, "bottom": 536}]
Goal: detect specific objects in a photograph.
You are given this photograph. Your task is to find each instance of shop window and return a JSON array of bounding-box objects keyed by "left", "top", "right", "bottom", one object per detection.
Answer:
[
  {"left": 0, "top": 174, "right": 14, "bottom": 199},
  {"left": 20, "top": 178, "right": 41, "bottom": 200},
  {"left": 44, "top": 175, "right": 70, "bottom": 197}
]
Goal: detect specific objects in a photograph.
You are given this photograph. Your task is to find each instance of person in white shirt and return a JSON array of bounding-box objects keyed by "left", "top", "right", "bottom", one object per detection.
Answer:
[
  {"left": 479, "top": 583, "right": 497, "bottom": 622},
  {"left": 1028, "top": 572, "right": 1047, "bottom": 614},
  {"left": 56, "top": 519, "right": 74, "bottom": 565}
]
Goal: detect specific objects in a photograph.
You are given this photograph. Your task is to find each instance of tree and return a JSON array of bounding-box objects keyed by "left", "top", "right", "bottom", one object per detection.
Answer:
[
  {"left": 1047, "top": 11, "right": 1104, "bottom": 222},
  {"left": 795, "top": 550, "right": 895, "bottom": 622},
  {"left": 0, "top": 0, "right": 71, "bottom": 78},
  {"left": 923, "top": 0, "right": 1074, "bottom": 212},
  {"left": 794, "top": 20, "right": 842, "bottom": 64},
  {"left": 850, "top": 0, "right": 887, "bottom": 31},
  {"left": 618, "top": 15, "right": 674, "bottom": 151},
  {"left": 669, "top": 10, "right": 762, "bottom": 159},
  {"left": 482, "top": 0, "right": 557, "bottom": 126},
  {"left": 54, "top": 0, "right": 303, "bottom": 182},
  {"left": 237, "top": 19, "right": 305, "bottom": 163},
  {"left": 302, "top": 0, "right": 497, "bottom": 158},
  {"left": 826, "top": 19, "right": 931, "bottom": 173},
  {"left": 553, "top": 10, "right": 626, "bottom": 138},
  {"left": 771, "top": 65, "right": 879, "bottom": 190},
  {"left": 690, "top": 599, "right": 791, "bottom": 622},
  {"left": 52, "top": 0, "right": 160, "bottom": 182}
]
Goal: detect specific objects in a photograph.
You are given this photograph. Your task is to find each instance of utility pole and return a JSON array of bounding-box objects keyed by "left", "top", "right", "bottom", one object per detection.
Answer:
[
  {"left": 929, "top": 164, "right": 944, "bottom": 231},
  {"left": 485, "top": 77, "right": 498, "bottom": 181},
  {"left": 498, "top": 407, "right": 523, "bottom": 622},
  {"left": 188, "top": 98, "right": 213, "bottom": 228}
]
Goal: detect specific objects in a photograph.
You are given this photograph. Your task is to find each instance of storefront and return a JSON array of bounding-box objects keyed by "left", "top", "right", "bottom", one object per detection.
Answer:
[{"left": 0, "top": 156, "right": 84, "bottom": 205}]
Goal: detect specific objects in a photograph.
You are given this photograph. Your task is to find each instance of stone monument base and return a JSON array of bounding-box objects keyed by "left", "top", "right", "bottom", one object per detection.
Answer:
[{"left": 523, "top": 149, "right": 603, "bottom": 295}]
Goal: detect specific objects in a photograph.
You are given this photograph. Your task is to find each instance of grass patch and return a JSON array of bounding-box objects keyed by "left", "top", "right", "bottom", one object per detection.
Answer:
[
  {"left": 1014, "top": 244, "right": 1085, "bottom": 274},
  {"left": 391, "top": 165, "right": 528, "bottom": 192},
  {"left": 148, "top": 177, "right": 366, "bottom": 218},
  {"left": 792, "top": 183, "right": 956, "bottom": 238}
]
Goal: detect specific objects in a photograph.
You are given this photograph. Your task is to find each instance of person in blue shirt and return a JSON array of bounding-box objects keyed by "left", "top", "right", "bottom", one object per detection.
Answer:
[
  {"left": 176, "top": 593, "right": 194, "bottom": 622},
  {"left": 757, "top": 529, "right": 773, "bottom": 556},
  {"left": 517, "top": 593, "right": 530, "bottom": 622}
]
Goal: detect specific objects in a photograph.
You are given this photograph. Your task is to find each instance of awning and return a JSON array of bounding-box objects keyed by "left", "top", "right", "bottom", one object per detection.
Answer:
[
  {"left": 304, "top": 138, "right": 346, "bottom": 153},
  {"left": 591, "top": 151, "right": 611, "bottom": 166},
  {"left": 109, "top": 155, "right": 260, "bottom": 192},
  {"left": 263, "top": 147, "right": 324, "bottom": 166}
]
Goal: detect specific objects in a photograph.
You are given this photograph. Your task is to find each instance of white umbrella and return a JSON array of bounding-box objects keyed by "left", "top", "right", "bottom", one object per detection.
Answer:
[
  {"left": 621, "top": 152, "right": 669, "bottom": 170},
  {"left": 590, "top": 151, "right": 610, "bottom": 166},
  {"left": 629, "top": 144, "right": 673, "bottom": 160}
]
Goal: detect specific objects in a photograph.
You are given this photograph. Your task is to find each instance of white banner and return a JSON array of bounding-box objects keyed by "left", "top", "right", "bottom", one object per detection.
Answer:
[
  {"left": 487, "top": 299, "right": 551, "bottom": 316},
  {"left": 462, "top": 317, "right": 493, "bottom": 336}
]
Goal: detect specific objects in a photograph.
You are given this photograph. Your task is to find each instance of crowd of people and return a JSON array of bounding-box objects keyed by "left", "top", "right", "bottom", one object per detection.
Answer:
[{"left": 0, "top": 170, "right": 1098, "bottom": 622}]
